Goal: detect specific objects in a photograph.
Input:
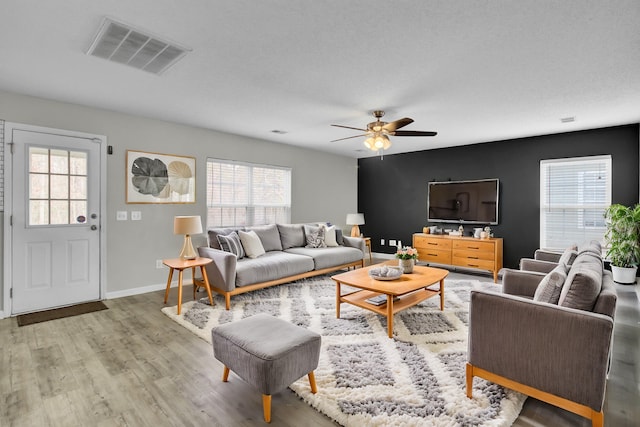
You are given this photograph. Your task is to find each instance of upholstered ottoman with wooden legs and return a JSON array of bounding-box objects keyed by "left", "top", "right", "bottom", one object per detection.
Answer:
[{"left": 211, "top": 313, "right": 321, "bottom": 423}]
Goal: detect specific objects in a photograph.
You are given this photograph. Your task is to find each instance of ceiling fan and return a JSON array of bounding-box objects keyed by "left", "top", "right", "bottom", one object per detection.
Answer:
[{"left": 331, "top": 110, "right": 437, "bottom": 153}]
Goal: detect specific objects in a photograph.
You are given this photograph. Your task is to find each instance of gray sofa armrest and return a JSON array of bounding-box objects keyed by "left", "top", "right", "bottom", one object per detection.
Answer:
[
  {"left": 534, "top": 249, "right": 562, "bottom": 263},
  {"left": 342, "top": 236, "right": 366, "bottom": 257},
  {"left": 501, "top": 268, "right": 546, "bottom": 298},
  {"left": 519, "top": 258, "right": 558, "bottom": 274},
  {"left": 468, "top": 289, "right": 614, "bottom": 411},
  {"left": 197, "top": 246, "right": 237, "bottom": 292}
]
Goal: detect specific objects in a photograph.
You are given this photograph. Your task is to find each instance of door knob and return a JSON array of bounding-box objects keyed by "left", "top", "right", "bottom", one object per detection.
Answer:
[{"left": 91, "top": 225, "right": 97, "bottom": 230}]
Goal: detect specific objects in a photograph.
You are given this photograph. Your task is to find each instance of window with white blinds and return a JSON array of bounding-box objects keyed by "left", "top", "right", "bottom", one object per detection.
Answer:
[
  {"left": 206, "top": 159, "right": 291, "bottom": 228},
  {"left": 540, "top": 155, "right": 611, "bottom": 250}
]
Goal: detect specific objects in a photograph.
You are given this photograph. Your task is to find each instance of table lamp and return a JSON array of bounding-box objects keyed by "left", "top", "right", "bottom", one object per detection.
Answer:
[
  {"left": 174, "top": 215, "right": 203, "bottom": 260},
  {"left": 346, "top": 213, "right": 365, "bottom": 237}
]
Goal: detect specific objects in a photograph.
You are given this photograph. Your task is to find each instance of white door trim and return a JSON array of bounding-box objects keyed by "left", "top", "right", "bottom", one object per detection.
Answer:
[{"left": 2, "top": 122, "right": 107, "bottom": 318}]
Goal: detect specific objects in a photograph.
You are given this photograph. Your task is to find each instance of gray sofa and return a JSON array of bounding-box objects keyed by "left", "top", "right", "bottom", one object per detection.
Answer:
[
  {"left": 195, "top": 223, "right": 365, "bottom": 309},
  {"left": 466, "top": 241, "right": 617, "bottom": 427}
]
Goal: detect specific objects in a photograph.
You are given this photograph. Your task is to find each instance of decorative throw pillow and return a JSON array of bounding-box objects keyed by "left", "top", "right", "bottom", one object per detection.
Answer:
[
  {"left": 533, "top": 265, "right": 567, "bottom": 304},
  {"left": 558, "top": 247, "right": 578, "bottom": 269},
  {"left": 238, "top": 230, "right": 266, "bottom": 258},
  {"left": 304, "top": 225, "right": 326, "bottom": 248},
  {"left": 319, "top": 223, "right": 339, "bottom": 247},
  {"left": 217, "top": 231, "right": 244, "bottom": 259}
]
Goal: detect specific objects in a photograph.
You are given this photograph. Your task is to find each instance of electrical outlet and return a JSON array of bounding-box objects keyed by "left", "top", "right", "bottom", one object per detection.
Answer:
[
  {"left": 156, "top": 259, "right": 164, "bottom": 269},
  {"left": 131, "top": 211, "right": 142, "bottom": 220},
  {"left": 116, "top": 211, "right": 127, "bottom": 221},
  {"left": 380, "top": 239, "right": 385, "bottom": 245},
  {"left": 389, "top": 239, "right": 396, "bottom": 246}
]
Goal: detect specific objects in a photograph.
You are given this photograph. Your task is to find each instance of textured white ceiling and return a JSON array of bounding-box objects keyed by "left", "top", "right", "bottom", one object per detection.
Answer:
[{"left": 1, "top": 1, "right": 639, "bottom": 158}]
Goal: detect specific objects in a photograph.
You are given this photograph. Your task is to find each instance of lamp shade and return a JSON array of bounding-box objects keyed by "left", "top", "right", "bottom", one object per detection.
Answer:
[
  {"left": 346, "top": 213, "right": 365, "bottom": 225},
  {"left": 174, "top": 215, "right": 203, "bottom": 235}
]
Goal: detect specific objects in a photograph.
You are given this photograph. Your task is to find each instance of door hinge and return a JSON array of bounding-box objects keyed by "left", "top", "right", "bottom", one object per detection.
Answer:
[
  {"left": 10, "top": 288, "right": 12, "bottom": 298},
  {"left": 9, "top": 215, "right": 12, "bottom": 226},
  {"left": 8, "top": 141, "right": 14, "bottom": 154}
]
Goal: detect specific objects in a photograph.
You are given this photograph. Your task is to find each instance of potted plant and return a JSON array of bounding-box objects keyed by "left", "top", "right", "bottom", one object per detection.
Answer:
[
  {"left": 604, "top": 203, "right": 640, "bottom": 284},
  {"left": 396, "top": 246, "right": 419, "bottom": 273}
]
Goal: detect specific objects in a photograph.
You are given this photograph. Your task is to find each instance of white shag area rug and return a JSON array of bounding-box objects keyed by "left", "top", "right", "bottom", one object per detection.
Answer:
[{"left": 161, "top": 275, "right": 526, "bottom": 426}]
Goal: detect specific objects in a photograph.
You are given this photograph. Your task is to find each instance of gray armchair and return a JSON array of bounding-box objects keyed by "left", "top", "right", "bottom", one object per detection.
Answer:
[{"left": 466, "top": 248, "right": 617, "bottom": 427}]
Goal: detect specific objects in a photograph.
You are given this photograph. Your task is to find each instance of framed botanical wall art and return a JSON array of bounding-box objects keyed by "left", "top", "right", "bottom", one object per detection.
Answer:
[{"left": 126, "top": 150, "right": 196, "bottom": 203}]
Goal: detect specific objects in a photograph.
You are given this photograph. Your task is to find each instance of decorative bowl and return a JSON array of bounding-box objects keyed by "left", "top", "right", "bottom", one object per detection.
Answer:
[{"left": 368, "top": 265, "right": 402, "bottom": 281}]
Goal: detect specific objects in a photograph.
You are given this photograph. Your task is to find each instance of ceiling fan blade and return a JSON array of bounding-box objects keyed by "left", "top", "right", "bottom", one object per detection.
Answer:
[
  {"left": 394, "top": 130, "right": 438, "bottom": 137},
  {"left": 331, "top": 124, "right": 368, "bottom": 132},
  {"left": 330, "top": 134, "right": 368, "bottom": 142},
  {"left": 383, "top": 117, "right": 413, "bottom": 132}
]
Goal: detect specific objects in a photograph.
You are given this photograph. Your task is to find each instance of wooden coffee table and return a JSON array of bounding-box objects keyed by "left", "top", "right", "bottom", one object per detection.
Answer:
[{"left": 332, "top": 263, "right": 449, "bottom": 338}]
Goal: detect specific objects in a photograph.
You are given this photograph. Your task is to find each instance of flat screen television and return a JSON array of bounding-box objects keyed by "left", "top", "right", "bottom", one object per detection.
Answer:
[{"left": 427, "top": 179, "right": 499, "bottom": 225}]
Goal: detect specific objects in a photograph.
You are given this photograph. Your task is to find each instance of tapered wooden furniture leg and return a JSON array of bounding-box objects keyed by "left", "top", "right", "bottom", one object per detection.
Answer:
[
  {"left": 336, "top": 282, "right": 341, "bottom": 318},
  {"left": 163, "top": 268, "right": 174, "bottom": 304},
  {"left": 439, "top": 278, "right": 445, "bottom": 310},
  {"left": 308, "top": 371, "right": 317, "bottom": 394},
  {"left": 199, "top": 265, "right": 214, "bottom": 305},
  {"left": 262, "top": 394, "right": 272, "bottom": 423},
  {"left": 387, "top": 295, "right": 394, "bottom": 338},
  {"left": 192, "top": 266, "right": 197, "bottom": 300},
  {"left": 222, "top": 366, "right": 230, "bottom": 382},
  {"left": 592, "top": 410, "right": 603, "bottom": 427},
  {"left": 177, "top": 270, "right": 184, "bottom": 315},
  {"left": 465, "top": 363, "right": 474, "bottom": 398}
]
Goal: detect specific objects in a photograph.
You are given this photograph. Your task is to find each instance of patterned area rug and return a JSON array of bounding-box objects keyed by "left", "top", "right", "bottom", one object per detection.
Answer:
[{"left": 161, "top": 275, "right": 526, "bottom": 426}]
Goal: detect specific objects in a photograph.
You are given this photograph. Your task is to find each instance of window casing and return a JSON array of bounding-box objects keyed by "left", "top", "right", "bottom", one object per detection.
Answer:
[
  {"left": 540, "top": 155, "right": 611, "bottom": 250},
  {"left": 206, "top": 159, "right": 291, "bottom": 228}
]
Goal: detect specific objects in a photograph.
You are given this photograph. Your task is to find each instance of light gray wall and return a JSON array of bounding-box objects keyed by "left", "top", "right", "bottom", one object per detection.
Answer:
[{"left": 0, "top": 90, "right": 357, "bottom": 301}]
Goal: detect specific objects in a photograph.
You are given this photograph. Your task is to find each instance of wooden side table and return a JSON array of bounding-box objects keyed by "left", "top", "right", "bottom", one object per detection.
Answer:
[
  {"left": 363, "top": 237, "right": 372, "bottom": 264},
  {"left": 163, "top": 257, "right": 214, "bottom": 315}
]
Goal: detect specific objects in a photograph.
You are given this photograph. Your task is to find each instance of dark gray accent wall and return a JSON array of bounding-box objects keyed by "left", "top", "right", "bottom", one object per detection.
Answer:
[{"left": 358, "top": 124, "right": 639, "bottom": 269}]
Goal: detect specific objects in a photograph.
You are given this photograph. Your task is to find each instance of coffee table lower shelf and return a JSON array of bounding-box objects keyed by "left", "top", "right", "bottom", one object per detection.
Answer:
[{"left": 340, "top": 288, "right": 439, "bottom": 316}]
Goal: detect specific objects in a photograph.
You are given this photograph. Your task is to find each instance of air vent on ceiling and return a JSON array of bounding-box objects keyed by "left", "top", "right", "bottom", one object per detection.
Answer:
[{"left": 87, "top": 17, "right": 191, "bottom": 75}]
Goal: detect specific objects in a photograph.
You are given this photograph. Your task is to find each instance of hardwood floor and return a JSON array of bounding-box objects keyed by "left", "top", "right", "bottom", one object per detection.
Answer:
[{"left": 1, "top": 269, "right": 638, "bottom": 426}]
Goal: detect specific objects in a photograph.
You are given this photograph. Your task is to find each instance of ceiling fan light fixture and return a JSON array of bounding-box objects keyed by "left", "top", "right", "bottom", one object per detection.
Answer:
[{"left": 364, "top": 137, "right": 374, "bottom": 150}]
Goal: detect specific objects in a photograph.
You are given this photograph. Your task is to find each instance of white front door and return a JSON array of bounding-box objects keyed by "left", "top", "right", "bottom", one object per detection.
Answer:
[{"left": 7, "top": 124, "right": 104, "bottom": 314}]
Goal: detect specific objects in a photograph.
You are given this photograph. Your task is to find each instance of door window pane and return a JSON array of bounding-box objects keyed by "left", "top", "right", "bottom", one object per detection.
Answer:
[
  {"left": 50, "top": 175, "right": 69, "bottom": 199},
  {"left": 50, "top": 149, "right": 69, "bottom": 174},
  {"left": 30, "top": 174, "right": 49, "bottom": 199}
]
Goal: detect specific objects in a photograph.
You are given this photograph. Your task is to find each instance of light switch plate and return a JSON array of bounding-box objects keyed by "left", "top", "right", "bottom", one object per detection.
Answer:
[
  {"left": 131, "top": 211, "right": 142, "bottom": 220},
  {"left": 116, "top": 211, "right": 127, "bottom": 221}
]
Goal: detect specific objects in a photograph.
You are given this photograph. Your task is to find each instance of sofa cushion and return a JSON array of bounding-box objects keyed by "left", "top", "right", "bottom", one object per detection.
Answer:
[
  {"left": 533, "top": 264, "right": 567, "bottom": 304},
  {"left": 246, "top": 224, "right": 282, "bottom": 252},
  {"left": 335, "top": 228, "right": 345, "bottom": 246},
  {"left": 277, "top": 223, "right": 306, "bottom": 249},
  {"left": 285, "top": 246, "right": 363, "bottom": 270},
  {"left": 208, "top": 227, "right": 242, "bottom": 250},
  {"left": 235, "top": 252, "right": 314, "bottom": 287},
  {"left": 217, "top": 231, "right": 245, "bottom": 259},
  {"left": 578, "top": 240, "right": 602, "bottom": 257},
  {"left": 559, "top": 256, "right": 603, "bottom": 311},
  {"left": 305, "top": 224, "right": 327, "bottom": 248},
  {"left": 319, "top": 224, "right": 339, "bottom": 247},
  {"left": 239, "top": 230, "right": 266, "bottom": 259}
]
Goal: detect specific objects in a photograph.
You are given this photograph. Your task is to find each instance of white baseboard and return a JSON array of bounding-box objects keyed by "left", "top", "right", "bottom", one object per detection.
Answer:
[
  {"left": 371, "top": 252, "right": 394, "bottom": 260},
  {"left": 106, "top": 281, "right": 179, "bottom": 300}
]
